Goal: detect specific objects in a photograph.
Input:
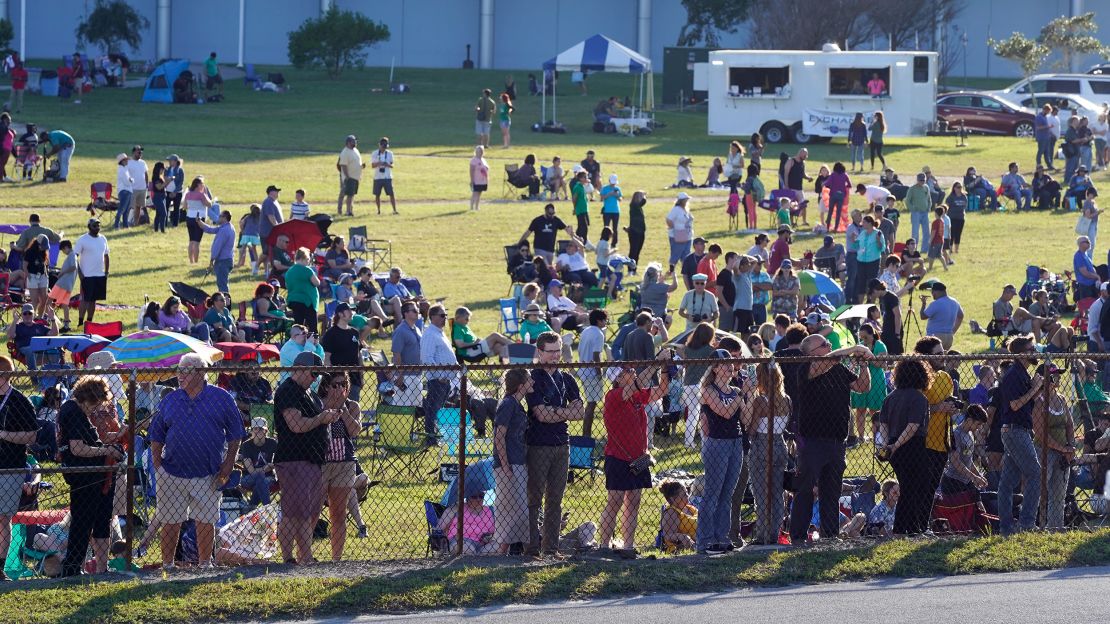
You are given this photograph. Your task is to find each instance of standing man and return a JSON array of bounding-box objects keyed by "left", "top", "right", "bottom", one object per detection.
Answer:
[
  {"left": 996, "top": 335, "right": 1044, "bottom": 535},
  {"left": 38, "top": 129, "right": 75, "bottom": 182},
  {"left": 126, "top": 145, "right": 149, "bottom": 227},
  {"left": 731, "top": 255, "right": 756, "bottom": 335},
  {"left": 204, "top": 52, "right": 223, "bottom": 98},
  {"left": 421, "top": 304, "right": 457, "bottom": 441},
  {"left": 788, "top": 336, "right": 872, "bottom": 545},
  {"left": 527, "top": 331, "right": 585, "bottom": 557},
  {"left": 518, "top": 203, "right": 576, "bottom": 263},
  {"left": 1048, "top": 105, "right": 1062, "bottom": 172},
  {"left": 321, "top": 302, "right": 364, "bottom": 401},
  {"left": 371, "top": 137, "right": 397, "bottom": 216},
  {"left": 475, "top": 89, "right": 496, "bottom": 149},
  {"left": 918, "top": 282, "right": 964, "bottom": 351},
  {"left": 278, "top": 324, "right": 323, "bottom": 383},
  {"left": 336, "top": 135, "right": 365, "bottom": 216},
  {"left": 0, "top": 354, "right": 38, "bottom": 579},
  {"left": 680, "top": 237, "right": 708, "bottom": 290},
  {"left": 577, "top": 309, "right": 608, "bottom": 438},
  {"left": 390, "top": 302, "right": 424, "bottom": 409},
  {"left": 904, "top": 173, "right": 932, "bottom": 250},
  {"left": 259, "top": 185, "right": 284, "bottom": 269},
  {"left": 15, "top": 213, "right": 61, "bottom": 251},
  {"left": 1034, "top": 103, "right": 1055, "bottom": 171},
  {"left": 581, "top": 150, "right": 602, "bottom": 199},
  {"left": 73, "top": 218, "right": 109, "bottom": 326},
  {"left": 782, "top": 148, "right": 812, "bottom": 222},
  {"left": 148, "top": 354, "right": 245, "bottom": 568},
  {"left": 197, "top": 210, "right": 236, "bottom": 294},
  {"left": 1074, "top": 236, "right": 1100, "bottom": 298}
]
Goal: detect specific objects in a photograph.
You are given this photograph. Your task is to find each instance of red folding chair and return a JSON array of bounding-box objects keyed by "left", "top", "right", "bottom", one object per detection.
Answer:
[
  {"left": 84, "top": 321, "right": 124, "bottom": 341},
  {"left": 87, "top": 182, "right": 119, "bottom": 218}
]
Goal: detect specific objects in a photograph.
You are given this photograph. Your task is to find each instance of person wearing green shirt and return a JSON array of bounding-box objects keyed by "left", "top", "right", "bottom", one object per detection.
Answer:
[
  {"left": 572, "top": 170, "right": 590, "bottom": 240},
  {"left": 475, "top": 88, "right": 497, "bottom": 148},
  {"left": 904, "top": 173, "right": 932, "bottom": 249},
  {"left": 451, "top": 307, "right": 511, "bottom": 362},
  {"left": 284, "top": 249, "right": 320, "bottom": 334},
  {"left": 204, "top": 52, "right": 223, "bottom": 97},
  {"left": 519, "top": 304, "right": 554, "bottom": 343}
]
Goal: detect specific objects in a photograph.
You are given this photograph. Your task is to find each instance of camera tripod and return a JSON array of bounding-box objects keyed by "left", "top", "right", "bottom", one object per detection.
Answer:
[{"left": 902, "top": 300, "right": 922, "bottom": 338}]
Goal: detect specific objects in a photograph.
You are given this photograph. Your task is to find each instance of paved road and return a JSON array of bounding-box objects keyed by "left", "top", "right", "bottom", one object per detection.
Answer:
[{"left": 291, "top": 566, "right": 1110, "bottom": 624}]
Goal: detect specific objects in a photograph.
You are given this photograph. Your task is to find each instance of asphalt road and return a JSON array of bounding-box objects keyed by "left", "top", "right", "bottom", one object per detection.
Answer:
[{"left": 291, "top": 566, "right": 1110, "bottom": 624}]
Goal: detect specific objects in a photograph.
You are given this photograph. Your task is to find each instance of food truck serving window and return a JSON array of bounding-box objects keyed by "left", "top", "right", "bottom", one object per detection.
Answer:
[
  {"left": 828, "top": 67, "right": 890, "bottom": 96},
  {"left": 728, "top": 66, "right": 790, "bottom": 95}
]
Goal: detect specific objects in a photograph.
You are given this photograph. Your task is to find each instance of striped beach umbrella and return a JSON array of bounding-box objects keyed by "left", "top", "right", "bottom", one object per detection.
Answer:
[{"left": 104, "top": 330, "right": 223, "bottom": 378}]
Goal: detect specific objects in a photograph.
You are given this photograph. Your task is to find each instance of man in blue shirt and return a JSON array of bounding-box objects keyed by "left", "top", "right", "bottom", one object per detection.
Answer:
[
  {"left": 995, "top": 336, "right": 1044, "bottom": 534},
  {"left": 390, "top": 302, "right": 423, "bottom": 408},
  {"left": 1034, "top": 103, "right": 1055, "bottom": 171},
  {"left": 731, "top": 255, "right": 755, "bottom": 334},
  {"left": 382, "top": 266, "right": 429, "bottom": 326},
  {"left": 1075, "top": 236, "right": 1100, "bottom": 299},
  {"left": 918, "top": 282, "right": 963, "bottom": 350},
  {"left": 198, "top": 210, "right": 236, "bottom": 294},
  {"left": 148, "top": 354, "right": 245, "bottom": 568}
]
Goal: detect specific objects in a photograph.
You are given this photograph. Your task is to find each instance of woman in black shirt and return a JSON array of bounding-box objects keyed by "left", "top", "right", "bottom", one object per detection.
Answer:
[
  {"left": 57, "top": 377, "right": 125, "bottom": 576},
  {"left": 878, "top": 359, "right": 932, "bottom": 534}
]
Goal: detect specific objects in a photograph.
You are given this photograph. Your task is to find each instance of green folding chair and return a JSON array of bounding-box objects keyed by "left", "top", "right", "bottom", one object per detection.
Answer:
[
  {"left": 583, "top": 287, "right": 609, "bottom": 310},
  {"left": 371, "top": 404, "right": 431, "bottom": 480}
]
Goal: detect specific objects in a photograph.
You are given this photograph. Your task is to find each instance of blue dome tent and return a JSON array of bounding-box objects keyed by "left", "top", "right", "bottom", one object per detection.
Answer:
[
  {"left": 142, "top": 59, "right": 191, "bottom": 103},
  {"left": 541, "top": 34, "right": 654, "bottom": 127}
]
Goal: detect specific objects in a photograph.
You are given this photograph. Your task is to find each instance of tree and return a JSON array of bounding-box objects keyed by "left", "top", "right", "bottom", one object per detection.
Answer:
[
  {"left": 287, "top": 6, "right": 390, "bottom": 78},
  {"left": 749, "top": 0, "right": 873, "bottom": 51},
  {"left": 989, "top": 33, "right": 1049, "bottom": 101},
  {"left": 75, "top": 0, "right": 149, "bottom": 54},
  {"left": 1037, "top": 12, "right": 1108, "bottom": 71},
  {"left": 0, "top": 18, "right": 13, "bottom": 53},
  {"left": 675, "top": 0, "right": 753, "bottom": 47},
  {"left": 864, "top": 0, "right": 967, "bottom": 51}
]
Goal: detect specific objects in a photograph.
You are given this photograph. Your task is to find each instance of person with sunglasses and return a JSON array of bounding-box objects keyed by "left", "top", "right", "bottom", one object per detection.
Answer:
[
  {"left": 6, "top": 302, "right": 58, "bottom": 369},
  {"left": 996, "top": 335, "right": 1045, "bottom": 535},
  {"left": 318, "top": 371, "right": 362, "bottom": 559},
  {"left": 420, "top": 304, "right": 457, "bottom": 441},
  {"left": 678, "top": 273, "right": 719, "bottom": 332}
]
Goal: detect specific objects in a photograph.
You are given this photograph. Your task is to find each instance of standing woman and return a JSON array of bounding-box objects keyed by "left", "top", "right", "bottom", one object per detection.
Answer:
[
  {"left": 847, "top": 113, "right": 867, "bottom": 172},
  {"left": 598, "top": 353, "right": 671, "bottom": 555},
  {"left": 678, "top": 323, "right": 717, "bottom": 449},
  {"left": 625, "top": 191, "right": 647, "bottom": 268},
  {"left": 184, "top": 176, "right": 214, "bottom": 264},
  {"left": 696, "top": 350, "right": 748, "bottom": 554},
  {"left": 469, "top": 146, "right": 489, "bottom": 211},
  {"left": 498, "top": 93, "right": 514, "bottom": 149},
  {"left": 943, "top": 182, "right": 967, "bottom": 254},
  {"left": 770, "top": 260, "right": 800, "bottom": 319},
  {"left": 824, "top": 162, "right": 852, "bottom": 230},
  {"left": 855, "top": 216, "right": 884, "bottom": 299},
  {"left": 1031, "top": 363, "right": 1074, "bottom": 529},
  {"left": 869, "top": 111, "right": 887, "bottom": 170},
  {"left": 150, "top": 161, "right": 168, "bottom": 233},
  {"left": 318, "top": 371, "right": 361, "bottom": 561},
  {"left": 494, "top": 368, "right": 532, "bottom": 554},
  {"left": 165, "top": 155, "right": 185, "bottom": 227},
  {"left": 724, "top": 140, "right": 745, "bottom": 186},
  {"left": 57, "top": 376, "right": 125, "bottom": 576},
  {"left": 285, "top": 248, "right": 321, "bottom": 334},
  {"left": 665, "top": 193, "right": 694, "bottom": 273},
  {"left": 747, "top": 132, "right": 764, "bottom": 172},
  {"left": 600, "top": 174, "right": 623, "bottom": 246},
  {"left": 747, "top": 360, "right": 790, "bottom": 545},
  {"left": 850, "top": 324, "right": 888, "bottom": 447},
  {"left": 878, "top": 359, "right": 932, "bottom": 534}
]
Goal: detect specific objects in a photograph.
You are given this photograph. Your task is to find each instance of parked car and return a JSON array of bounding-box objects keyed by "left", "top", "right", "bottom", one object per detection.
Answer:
[
  {"left": 936, "top": 92, "right": 1036, "bottom": 137},
  {"left": 1088, "top": 63, "right": 1110, "bottom": 75},
  {"left": 992, "top": 73, "right": 1110, "bottom": 105},
  {"left": 1016, "top": 93, "right": 1104, "bottom": 126}
]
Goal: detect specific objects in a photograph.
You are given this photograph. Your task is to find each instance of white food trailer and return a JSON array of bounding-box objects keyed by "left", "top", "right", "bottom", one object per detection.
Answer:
[{"left": 699, "top": 46, "right": 938, "bottom": 143}]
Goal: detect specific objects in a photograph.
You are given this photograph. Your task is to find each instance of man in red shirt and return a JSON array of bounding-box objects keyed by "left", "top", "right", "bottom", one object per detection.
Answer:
[
  {"left": 695, "top": 244, "right": 722, "bottom": 294},
  {"left": 8, "top": 55, "right": 28, "bottom": 114},
  {"left": 768, "top": 225, "right": 797, "bottom": 274}
]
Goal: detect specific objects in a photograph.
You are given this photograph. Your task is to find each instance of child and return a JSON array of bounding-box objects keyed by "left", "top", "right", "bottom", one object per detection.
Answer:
[
  {"left": 941, "top": 205, "right": 953, "bottom": 267},
  {"left": 237, "top": 204, "right": 262, "bottom": 274},
  {"left": 660, "top": 481, "right": 698, "bottom": 552},
  {"left": 49, "top": 240, "right": 76, "bottom": 331},
  {"left": 594, "top": 227, "right": 618, "bottom": 298},
  {"left": 674, "top": 156, "right": 695, "bottom": 188},
  {"left": 814, "top": 164, "right": 830, "bottom": 226},
  {"left": 290, "top": 189, "right": 310, "bottom": 220},
  {"left": 926, "top": 207, "right": 947, "bottom": 272},
  {"left": 727, "top": 181, "right": 741, "bottom": 230},
  {"left": 776, "top": 196, "right": 793, "bottom": 229}
]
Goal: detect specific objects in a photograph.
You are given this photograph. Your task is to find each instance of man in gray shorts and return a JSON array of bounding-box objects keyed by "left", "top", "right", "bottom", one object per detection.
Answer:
[
  {"left": 475, "top": 88, "right": 496, "bottom": 148},
  {"left": 0, "top": 354, "right": 40, "bottom": 579}
]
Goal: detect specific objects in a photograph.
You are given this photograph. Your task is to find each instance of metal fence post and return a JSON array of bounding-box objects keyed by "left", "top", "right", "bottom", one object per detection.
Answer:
[
  {"left": 766, "top": 355, "right": 775, "bottom": 544},
  {"left": 1039, "top": 353, "right": 1050, "bottom": 528},
  {"left": 125, "top": 370, "right": 137, "bottom": 569},
  {"left": 456, "top": 364, "right": 468, "bottom": 557}
]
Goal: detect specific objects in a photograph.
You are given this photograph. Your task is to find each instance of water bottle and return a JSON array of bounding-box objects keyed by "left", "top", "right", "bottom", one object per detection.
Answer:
[{"left": 360, "top": 348, "right": 370, "bottom": 364}]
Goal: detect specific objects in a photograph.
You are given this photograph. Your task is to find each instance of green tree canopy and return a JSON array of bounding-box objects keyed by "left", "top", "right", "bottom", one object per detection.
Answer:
[
  {"left": 1037, "top": 12, "right": 1108, "bottom": 71},
  {"left": 989, "top": 33, "right": 1050, "bottom": 93},
  {"left": 288, "top": 6, "right": 390, "bottom": 78},
  {"left": 676, "top": 0, "right": 752, "bottom": 46},
  {"left": 75, "top": 0, "right": 149, "bottom": 54}
]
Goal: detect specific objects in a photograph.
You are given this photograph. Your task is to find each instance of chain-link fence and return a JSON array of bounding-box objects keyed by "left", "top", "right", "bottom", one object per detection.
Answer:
[{"left": 3, "top": 350, "right": 1109, "bottom": 577}]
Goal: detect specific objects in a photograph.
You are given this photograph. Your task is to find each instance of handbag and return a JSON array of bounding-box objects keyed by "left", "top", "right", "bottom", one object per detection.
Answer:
[
  {"left": 628, "top": 452, "right": 655, "bottom": 474},
  {"left": 1076, "top": 214, "right": 1093, "bottom": 234}
]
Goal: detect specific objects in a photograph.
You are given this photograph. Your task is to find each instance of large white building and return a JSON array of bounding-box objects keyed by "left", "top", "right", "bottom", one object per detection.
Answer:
[{"left": 1, "top": 0, "right": 1106, "bottom": 78}]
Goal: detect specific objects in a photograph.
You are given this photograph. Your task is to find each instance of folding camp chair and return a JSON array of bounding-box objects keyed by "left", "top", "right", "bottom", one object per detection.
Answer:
[
  {"left": 436, "top": 407, "right": 490, "bottom": 468},
  {"left": 507, "top": 342, "right": 535, "bottom": 364},
  {"left": 13, "top": 144, "right": 43, "bottom": 181},
  {"left": 568, "top": 435, "right": 601, "bottom": 483},
  {"left": 424, "top": 500, "right": 449, "bottom": 556},
  {"left": 502, "top": 163, "right": 519, "bottom": 198},
  {"left": 371, "top": 404, "right": 431, "bottom": 479},
  {"left": 84, "top": 320, "right": 124, "bottom": 341},
  {"left": 348, "top": 226, "right": 369, "bottom": 262},
  {"left": 498, "top": 298, "right": 520, "bottom": 339},
  {"left": 86, "top": 182, "right": 118, "bottom": 218},
  {"left": 242, "top": 63, "right": 260, "bottom": 87},
  {"left": 3, "top": 523, "right": 58, "bottom": 579},
  {"left": 583, "top": 287, "right": 609, "bottom": 310}
]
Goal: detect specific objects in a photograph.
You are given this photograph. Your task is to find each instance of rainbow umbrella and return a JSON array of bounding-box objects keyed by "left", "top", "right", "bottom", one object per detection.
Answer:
[{"left": 104, "top": 330, "right": 223, "bottom": 379}]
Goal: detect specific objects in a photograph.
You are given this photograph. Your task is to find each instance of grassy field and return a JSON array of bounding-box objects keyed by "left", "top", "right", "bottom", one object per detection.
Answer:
[
  {"left": 0, "top": 66, "right": 1099, "bottom": 354},
  {"left": 2, "top": 529, "right": 1108, "bottom": 624}
]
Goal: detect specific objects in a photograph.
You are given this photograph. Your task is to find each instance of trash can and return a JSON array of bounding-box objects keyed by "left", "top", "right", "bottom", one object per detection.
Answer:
[
  {"left": 25, "top": 67, "right": 42, "bottom": 93},
  {"left": 39, "top": 70, "right": 59, "bottom": 97}
]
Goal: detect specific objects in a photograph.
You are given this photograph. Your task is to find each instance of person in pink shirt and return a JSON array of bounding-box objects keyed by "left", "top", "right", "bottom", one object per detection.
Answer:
[
  {"left": 437, "top": 492, "right": 496, "bottom": 554},
  {"left": 867, "top": 73, "right": 886, "bottom": 97},
  {"left": 469, "top": 145, "right": 490, "bottom": 211}
]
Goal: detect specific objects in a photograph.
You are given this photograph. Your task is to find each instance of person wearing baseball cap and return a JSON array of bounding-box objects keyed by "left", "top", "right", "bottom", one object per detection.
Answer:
[
  {"left": 600, "top": 173, "right": 623, "bottom": 245},
  {"left": 666, "top": 191, "right": 694, "bottom": 272},
  {"left": 321, "top": 301, "right": 364, "bottom": 401},
  {"left": 113, "top": 152, "right": 135, "bottom": 229},
  {"left": 768, "top": 225, "right": 796, "bottom": 274},
  {"left": 7, "top": 301, "right": 57, "bottom": 368},
  {"left": 680, "top": 236, "right": 708, "bottom": 290},
  {"left": 337, "top": 135, "right": 364, "bottom": 216},
  {"left": 240, "top": 417, "right": 278, "bottom": 507},
  {"left": 679, "top": 272, "right": 719, "bottom": 331}
]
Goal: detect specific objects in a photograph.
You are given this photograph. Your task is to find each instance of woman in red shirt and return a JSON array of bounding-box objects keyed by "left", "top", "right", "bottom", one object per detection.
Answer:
[{"left": 597, "top": 350, "right": 672, "bottom": 556}]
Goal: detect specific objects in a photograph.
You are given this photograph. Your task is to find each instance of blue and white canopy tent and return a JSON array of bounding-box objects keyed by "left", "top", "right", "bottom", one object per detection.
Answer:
[{"left": 541, "top": 34, "right": 654, "bottom": 126}]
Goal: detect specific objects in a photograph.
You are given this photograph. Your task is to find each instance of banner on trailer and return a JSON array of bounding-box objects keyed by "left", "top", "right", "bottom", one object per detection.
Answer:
[{"left": 802, "top": 109, "right": 876, "bottom": 137}]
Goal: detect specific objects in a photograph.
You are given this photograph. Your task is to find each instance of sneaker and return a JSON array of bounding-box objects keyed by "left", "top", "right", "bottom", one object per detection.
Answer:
[
  {"left": 1, "top": 176, "right": 13, "bottom": 183},
  {"left": 705, "top": 543, "right": 728, "bottom": 555}
]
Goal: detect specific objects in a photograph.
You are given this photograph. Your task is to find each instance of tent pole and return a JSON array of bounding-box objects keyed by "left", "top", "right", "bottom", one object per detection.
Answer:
[
  {"left": 553, "top": 73, "right": 557, "bottom": 125},
  {"left": 542, "top": 70, "right": 546, "bottom": 125}
]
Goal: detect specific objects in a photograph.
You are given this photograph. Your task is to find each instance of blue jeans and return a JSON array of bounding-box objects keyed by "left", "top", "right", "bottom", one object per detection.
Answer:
[
  {"left": 752, "top": 302, "right": 767, "bottom": 326},
  {"left": 1005, "top": 187, "right": 1033, "bottom": 211},
  {"left": 190, "top": 323, "right": 212, "bottom": 343},
  {"left": 695, "top": 436, "right": 743, "bottom": 551},
  {"left": 1065, "top": 155, "right": 1080, "bottom": 184},
  {"left": 1036, "top": 136, "right": 1055, "bottom": 169},
  {"left": 910, "top": 210, "right": 929, "bottom": 246},
  {"left": 844, "top": 252, "right": 858, "bottom": 304},
  {"left": 668, "top": 238, "right": 691, "bottom": 268},
  {"left": 114, "top": 189, "right": 133, "bottom": 228},
  {"left": 57, "top": 145, "right": 73, "bottom": 180},
  {"left": 1088, "top": 221, "right": 1098, "bottom": 257},
  {"left": 826, "top": 190, "right": 846, "bottom": 228},
  {"left": 240, "top": 471, "right": 273, "bottom": 506},
  {"left": 1081, "top": 145, "right": 1093, "bottom": 172},
  {"left": 153, "top": 193, "right": 168, "bottom": 232},
  {"left": 849, "top": 144, "right": 865, "bottom": 169},
  {"left": 998, "top": 428, "right": 1041, "bottom": 534},
  {"left": 213, "top": 258, "right": 233, "bottom": 294},
  {"left": 19, "top": 345, "right": 38, "bottom": 370}
]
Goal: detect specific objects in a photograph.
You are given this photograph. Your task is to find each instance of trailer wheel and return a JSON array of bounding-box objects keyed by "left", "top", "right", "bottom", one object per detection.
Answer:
[
  {"left": 761, "top": 121, "right": 788, "bottom": 144},
  {"left": 790, "top": 123, "right": 814, "bottom": 144}
]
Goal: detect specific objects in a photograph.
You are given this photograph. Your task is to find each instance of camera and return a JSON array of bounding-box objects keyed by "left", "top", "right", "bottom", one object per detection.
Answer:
[{"left": 691, "top": 314, "right": 704, "bottom": 323}]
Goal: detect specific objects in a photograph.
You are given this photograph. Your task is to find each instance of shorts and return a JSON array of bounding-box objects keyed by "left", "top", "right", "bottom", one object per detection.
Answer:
[
  {"left": 342, "top": 177, "right": 360, "bottom": 196},
  {"left": 49, "top": 285, "right": 73, "bottom": 306},
  {"left": 274, "top": 461, "right": 324, "bottom": 520},
  {"left": 0, "top": 473, "right": 24, "bottom": 515},
  {"left": 373, "top": 179, "right": 394, "bottom": 197},
  {"left": 460, "top": 339, "right": 492, "bottom": 361},
  {"left": 238, "top": 235, "right": 261, "bottom": 247},
  {"left": 27, "top": 272, "right": 48, "bottom": 289},
  {"left": 186, "top": 218, "right": 205, "bottom": 242},
  {"left": 942, "top": 238, "right": 952, "bottom": 251},
  {"left": 472, "top": 183, "right": 488, "bottom": 192},
  {"left": 581, "top": 373, "right": 605, "bottom": 402},
  {"left": 604, "top": 455, "right": 652, "bottom": 491},
  {"left": 154, "top": 468, "right": 221, "bottom": 525},
  {"left": 80, "top": 275, "right": 107, "bottom": 302},
  {"left": 206, "top": 74, "right": 223, "bottom": 88},
  {"left": 475, "top": 120, "right": 492, "bottom": 135},
  {"left": 927, "top": 243, "right": 942, "bottom": 259},
  {"left": 554, "top": 312, "right": 579, "bottom": 332},
  {"left": 321, "top": 461, "right": 357, "bottom": 489},
  {"left": 500, "top": 119, "right": 511, "bottom": 129}
]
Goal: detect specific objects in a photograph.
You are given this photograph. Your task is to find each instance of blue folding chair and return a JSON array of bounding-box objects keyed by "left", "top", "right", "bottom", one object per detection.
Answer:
[
  {"left": 569, "top": 435, "right": 600, "bottom": 484},
  {"left": 498, "top": 298, "right": 520, "bottom": 338},
  {"left": 436, "top": 407, "right": 490, "bottom": 464},
  {"left": 424, "top": 500, "right": 448, "bottom": 556}
]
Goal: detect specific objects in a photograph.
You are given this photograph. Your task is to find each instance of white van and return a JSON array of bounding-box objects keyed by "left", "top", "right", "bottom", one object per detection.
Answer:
[{"left": 993, "top": 73, "right": 1110, "bottom": 106}]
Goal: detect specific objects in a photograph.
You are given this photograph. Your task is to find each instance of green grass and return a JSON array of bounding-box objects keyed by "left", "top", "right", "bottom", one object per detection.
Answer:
[{"left": 3, "top": 529, "right": 1108, "bottom": 624}]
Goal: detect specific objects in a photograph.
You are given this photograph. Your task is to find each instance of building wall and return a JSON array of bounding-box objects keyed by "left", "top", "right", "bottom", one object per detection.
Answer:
[{"left": 5, "top": 0, "right": 1110, "bottom": 78}]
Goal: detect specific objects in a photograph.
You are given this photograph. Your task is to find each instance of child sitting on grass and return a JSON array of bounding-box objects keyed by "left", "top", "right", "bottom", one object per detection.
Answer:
[{"left": 660, "top": 481, "right": 698, "bottom": 552}]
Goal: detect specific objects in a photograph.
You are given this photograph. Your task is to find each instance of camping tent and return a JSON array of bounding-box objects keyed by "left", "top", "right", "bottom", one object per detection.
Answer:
[
  {"left": 541, "top": 34, "right": 654, "bottom": 125},
  {"left": 142, "top": 59, "right": 190, "bottom": 104}
]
